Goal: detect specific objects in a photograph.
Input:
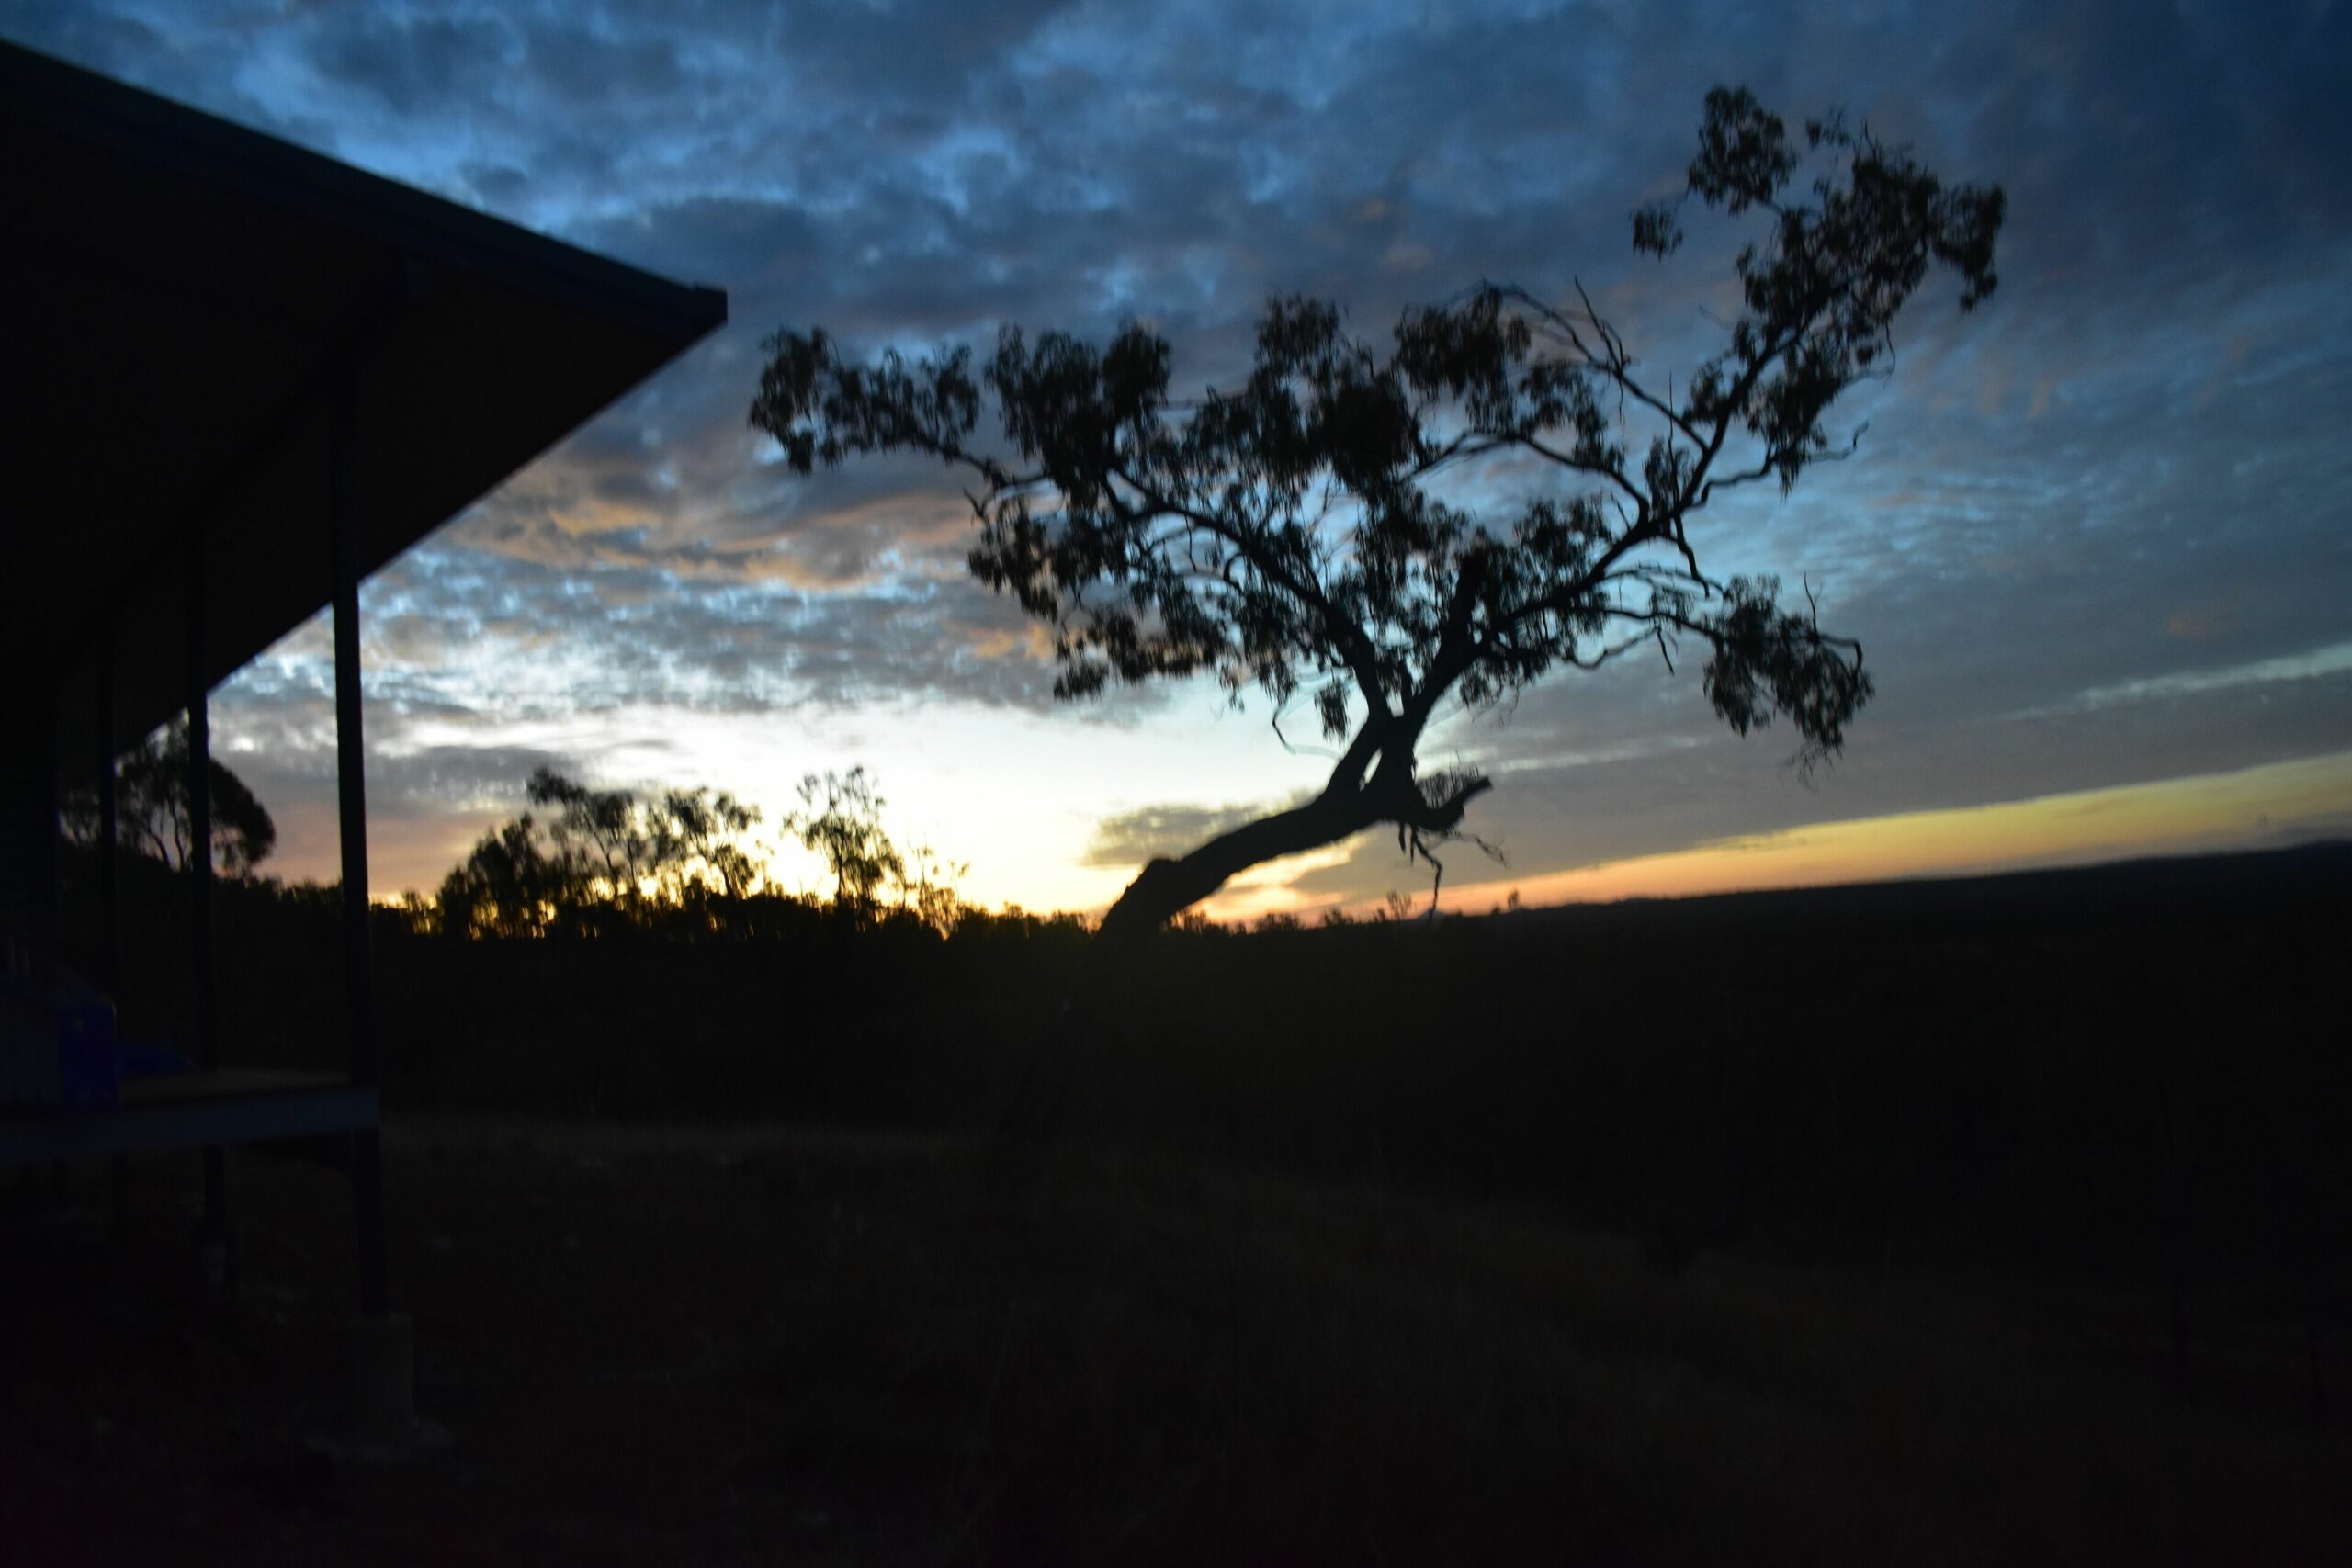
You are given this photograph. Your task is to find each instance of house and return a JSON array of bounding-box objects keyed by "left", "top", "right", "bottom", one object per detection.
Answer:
[{"left": 0, "top": 39, "right": 727, "bottom": 1359}]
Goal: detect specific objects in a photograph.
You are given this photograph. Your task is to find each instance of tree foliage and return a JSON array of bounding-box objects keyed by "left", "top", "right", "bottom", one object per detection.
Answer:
[
  {"left": 794, "top": 768, "right": 970, "bottom": 932},
  {"left": 436, "top": 769, "right": 768, "bottom": 938},
  {"left": 59, "top": 717, "right": 277, "bottom": 876},
  {"left": 792, "top": 766, "right": 902, "bottom": 913},
  {"left": 433, "top": 765, "right": 970, "bottom": 938},
  {"left": 750, "top": 86, "right": 2002, "bottom": 937},
  {"left": 435, "top": 814, "right": 571, "bottom": 940}
]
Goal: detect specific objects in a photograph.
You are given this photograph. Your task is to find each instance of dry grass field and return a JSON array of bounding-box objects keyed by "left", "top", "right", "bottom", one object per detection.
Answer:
[{"left": 7, "top": 1115, "right": 2346, "bottom": 1565}]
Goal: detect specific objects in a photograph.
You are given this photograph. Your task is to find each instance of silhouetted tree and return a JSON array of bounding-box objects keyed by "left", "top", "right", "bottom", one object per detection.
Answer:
[
  {"left": 527, "top": 766, "right": 654, "bottom": 909},
  {"left": 436, "top": 769, "right": 769, "bottom": 935},
  {"left": 435, "top": 813, "right": 571, "bottom": 938},
  {"left": 650, "top": 785, "right": 766, "bottom": 901},
  {"left": 430, "top": 765, "right": 971, "bottom": 936},
  {"left": 899, "top": 840, "right": 973, "bottom": 935},
  {"left": 752, "top": 87, "right": 2002, "bottom": 938},
  {"left": 59, "top": 717, "right": 277, "bottom": 875},
  {"left": 792, "top": 767, "right": 905, "bottom": 918}
]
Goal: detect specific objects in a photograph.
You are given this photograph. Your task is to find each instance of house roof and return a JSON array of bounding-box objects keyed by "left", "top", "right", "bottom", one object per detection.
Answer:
[{"left": 0, "top": 40, "right": 728, "bottom": 766}]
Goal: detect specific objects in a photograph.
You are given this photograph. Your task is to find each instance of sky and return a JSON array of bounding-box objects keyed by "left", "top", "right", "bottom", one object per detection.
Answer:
[{"left": 11, "top": 0, "right": 2350, "bottom": 919}]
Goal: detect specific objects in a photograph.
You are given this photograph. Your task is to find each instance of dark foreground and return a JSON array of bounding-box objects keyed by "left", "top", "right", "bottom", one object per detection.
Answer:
[{"left": 6, "top": 1118, "right": 2347, "bottom": 1566}]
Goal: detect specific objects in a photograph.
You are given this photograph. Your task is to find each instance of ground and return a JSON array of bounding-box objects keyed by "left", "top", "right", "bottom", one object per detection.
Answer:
[{"left": 6, "top": 1118, "right": 2347, "bottom": 1565}]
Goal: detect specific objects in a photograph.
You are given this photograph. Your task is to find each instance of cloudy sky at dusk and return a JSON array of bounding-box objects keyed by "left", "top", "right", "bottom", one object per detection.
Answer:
[{"left": 11, "top": 0, "right": 2349, "bottom": 919}]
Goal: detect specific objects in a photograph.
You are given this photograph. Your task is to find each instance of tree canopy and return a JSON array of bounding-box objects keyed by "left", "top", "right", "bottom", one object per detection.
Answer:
[
  {"left": 59, "top": 718, "right": 277, "bottom": 876},
  {"left": 436, "top": 768, "right": 767, "bottom": 938},
  {"left": 434, "top": 765, "right": 968, "bottom": 938},
  {"left": 793, "top": 766, "right": 903, "bottom": 914},
  {"left": 750, "top": 87, "right": 2003, "bottom": 937}
]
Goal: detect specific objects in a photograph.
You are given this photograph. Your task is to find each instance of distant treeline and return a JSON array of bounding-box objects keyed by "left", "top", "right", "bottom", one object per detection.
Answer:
[
  {"left": 425, "top": 764, "right": 973, "bottom": 939},
  {"left": 62, "top": 747, "right": 983, "bottom": 939}
]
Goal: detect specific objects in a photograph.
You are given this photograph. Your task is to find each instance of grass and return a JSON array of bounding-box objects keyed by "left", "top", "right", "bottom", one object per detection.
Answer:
[
  {"left": 8, "top": 1119, "right": 2346, "bottom": 1564},
  {"left": 19, "top": 845, "right": 2347, "bottom": 1558}
]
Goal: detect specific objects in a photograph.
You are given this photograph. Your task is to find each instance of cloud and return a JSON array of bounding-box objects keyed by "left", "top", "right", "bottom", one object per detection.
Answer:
[
  {"left": 2061, "top": 640, "right": 2352, "bottom": 711},
  {"left": 12, "top": 0, "right": 2349, "bottom": 901},
  {"left": 1081, "top": 795, "right": 1309, "bottom": 869}
]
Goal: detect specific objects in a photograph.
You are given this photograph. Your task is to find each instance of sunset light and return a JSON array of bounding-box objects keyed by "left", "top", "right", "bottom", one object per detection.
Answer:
[
  {"left": 15, "top": 2, "right": 2347, "bottom": 917},
  {"left": 8, "top": 6, "right": 2348, "bottom": 1557}
]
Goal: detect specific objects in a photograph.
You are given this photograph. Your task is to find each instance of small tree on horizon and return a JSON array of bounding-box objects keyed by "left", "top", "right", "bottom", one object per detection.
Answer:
[
  {"left": 430, "top": 764, "right": 974, "bottom": 935},
  {"left": 752, "top": 87, "right": 2002, "bottom": 940},
  {"left": 791, "top": 766, "right": 906, "bottom": 918},
  {"left": 436, "top": 768, "right": 770, "bottom": 935},
  {"left": 435, "top": 813, "right": 570, "bottom": 938}
]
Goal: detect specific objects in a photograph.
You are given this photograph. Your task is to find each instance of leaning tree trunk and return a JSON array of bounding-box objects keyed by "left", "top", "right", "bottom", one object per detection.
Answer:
[
  {"left": 1093, "top": 794, "right": 1393, "bottom": 945},
  {"left": 997, "top": 712, "right": 1493, "bottom": 1141},
  {"left": 998, "top": 786, "right": 1414, "bottom": 1141}
]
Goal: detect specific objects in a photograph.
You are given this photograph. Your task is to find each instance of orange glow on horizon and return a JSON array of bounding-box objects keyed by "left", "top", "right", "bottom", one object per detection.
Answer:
[{"left": 1204, "top": 750, "right": 2352, "bottom": 925}]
